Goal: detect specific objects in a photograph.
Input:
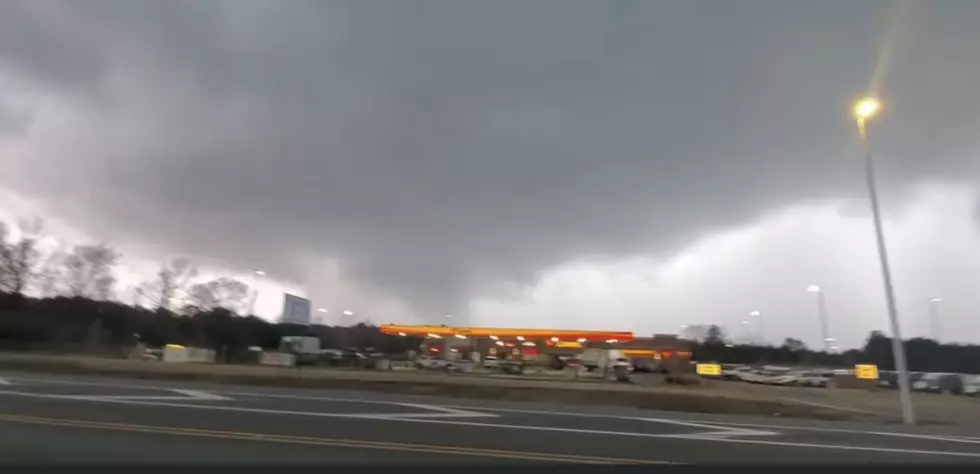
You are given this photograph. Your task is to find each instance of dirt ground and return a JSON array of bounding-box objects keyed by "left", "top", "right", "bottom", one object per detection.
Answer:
[{"left": 706, "top": 378, "right": 980, "bottom": 426}]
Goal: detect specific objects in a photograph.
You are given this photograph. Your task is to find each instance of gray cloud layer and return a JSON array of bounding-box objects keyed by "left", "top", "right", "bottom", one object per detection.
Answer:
[{"left": 2, "top": 0, "right": 979, "bottom": 319}]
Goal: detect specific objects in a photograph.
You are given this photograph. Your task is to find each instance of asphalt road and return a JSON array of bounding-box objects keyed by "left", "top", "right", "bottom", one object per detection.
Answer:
[{"left": 1, "top": 371, "right": 979, "bottom": 464}]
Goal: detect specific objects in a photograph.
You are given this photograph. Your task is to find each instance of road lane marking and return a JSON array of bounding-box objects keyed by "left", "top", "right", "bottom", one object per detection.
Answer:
[
  {"left": 0, "top": 376, "right": 495, "bottom": 419},
  {"left": 9, "top": 373, "right": 980, "bottom": 447},
  {"left": 682, "top": 435, "right": 980, "bottom": 459},
  {"left": 775, "top": 396, "right": 887, "bottom": 417},
  {"left": 65, "top": 389, "right": 231, "bottom": 402},
  {"left": 0, "top": 376, "right": 768, "bottom": 437},
  {"left": 170, "top": 389, "right": 230, "bottom": 401},
  {"left": 383, "top": 403, "right": 498, "bottom": 419},
  {"left": 5, "top": 387, "right": 980, "bottom": 458},
  {"left": 0, "top": 389, "right": 504, "bottom": 422},
  {"left": 0, "top": 377, "right": 9, "bottom": 386},
  {"left": 0, "top": 388, "right": 731, "bottom": 439},
  {"left": 669, "top": 419, "right": 980, "bottom": 445},
  {"left": 0, "top": 413, "right": 667, "bottom": 464}
]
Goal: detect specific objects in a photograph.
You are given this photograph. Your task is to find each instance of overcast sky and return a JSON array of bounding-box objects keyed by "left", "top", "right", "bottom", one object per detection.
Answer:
[{"left": 1, "top": 0, "right": 979, "bottom": 349}]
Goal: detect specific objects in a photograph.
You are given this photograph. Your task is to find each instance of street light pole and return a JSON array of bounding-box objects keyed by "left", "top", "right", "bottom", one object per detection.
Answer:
[
  {"left": 807, "top": 285, "right": 832, "bottom": 352},
  {"left": 342, "top": 309, "right": 355, "bottom": 326},
  {"left": 738, "top": 320, "right": 748, "bottom": 345},
  {"left": 817, "top": 291, "right": 830, "bottom": 351},
  {"left": 749, "top": 310, "right": 764, "bottom": 345},
  {"left": 248, "top": 270, "right": 266, "bottom": 317},
  {"left": 854, "top": 96, "right": 915, "bottom": 425},
  {"left": 928, "top": 297, "right": 942, "bottom": 342}
]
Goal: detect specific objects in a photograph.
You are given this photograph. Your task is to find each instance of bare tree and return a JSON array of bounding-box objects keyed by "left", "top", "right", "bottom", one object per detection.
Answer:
[
  {"left": 137, "top": 257, "right": 198, "bottom": 312},
  {"left": 62, "top": 243, "right": 120, "bottom": 300},
  {"left": 680, "top": 324, "right": 711, "bottom": 343},
  {"left": 782, "top": 337, "right": 807, "bottom": 352},
  {"left": 188, "top": 277, "right": 250, "bottom": 315},
  {"left": 33, "top": 246, "right": 67, "bottom": 298},
  {"left": 0, "top": 221, "right": 13, "bottom": 292},
  {"left": 0, "top": 218, "right": 43, "bottom": 298}
]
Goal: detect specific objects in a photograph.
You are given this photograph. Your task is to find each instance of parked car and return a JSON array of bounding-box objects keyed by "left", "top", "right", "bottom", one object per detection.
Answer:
[
  {"left": 721, "top": 365, "right": 751, "bottom": 381},
  {"left": 415, "top": 356, "right": 453, "bottom": 370},
  {"left": 612, "top": 357, "right": 634, "bottom": 373},
  {"left": 961, "top": 375, "right": 980, "bottom": 396},
  {"left": 919, "top": 373, "right": 965, "bottom": 395},
  {"left": 482, "top": 355, "right": 501, "bottom": 369},
  {"left": 910, "top": 372, "right": 929, "bottom": 391},
  {"left": 765, "top": 372, "right": 802, "bottom": 386},
  {"left": 738, "top": 369, "right": 772, "bottom": 384},
  {"left": 796, "top": 371, "right": 832, "bottom": 388},
  {"left": 877, "top": 370, "right": 898, "bottom": 389},
  {"left": 498, "top": 359, "right": 525, "bottom": 374}
]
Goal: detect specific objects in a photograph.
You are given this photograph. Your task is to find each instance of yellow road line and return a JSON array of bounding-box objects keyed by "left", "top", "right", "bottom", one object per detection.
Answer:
[{"left": 0, "top": 413, "right": 667, "bottom": 464}]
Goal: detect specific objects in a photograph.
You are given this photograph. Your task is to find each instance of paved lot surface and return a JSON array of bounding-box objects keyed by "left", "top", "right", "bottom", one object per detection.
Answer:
[
  {"left": 1, "top": 372, "right": 980, "bottom": 464},
  {"left": 720, "top": 379, "right": 980, "bottom": 425}
]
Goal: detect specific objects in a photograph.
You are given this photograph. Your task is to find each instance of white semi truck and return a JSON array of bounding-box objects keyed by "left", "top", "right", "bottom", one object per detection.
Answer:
[
  {"left": 279, "top": 336, "right": 322, "bottom": 365},
  {"left": 580, "top": 348, "right": 628, "bottom": 372}
]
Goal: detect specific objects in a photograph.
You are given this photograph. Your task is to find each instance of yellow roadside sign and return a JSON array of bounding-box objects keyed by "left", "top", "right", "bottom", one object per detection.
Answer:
[
  {"left": 696, "top": 363, "right": 722, "bottom": 376},
  {"left": 854, "top": 364, "right": 879, "bottom": 380}
]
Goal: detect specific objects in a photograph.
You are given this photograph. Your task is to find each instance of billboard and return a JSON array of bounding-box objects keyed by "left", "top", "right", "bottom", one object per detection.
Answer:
[{"left": 280, "top": 293, "right": 311, "bottom": 325}]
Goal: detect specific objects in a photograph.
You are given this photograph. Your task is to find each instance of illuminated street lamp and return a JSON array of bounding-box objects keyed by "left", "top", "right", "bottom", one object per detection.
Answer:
[
  {"left": 853, "top": 95, "right": 915, "bottom": 425},
  {"left": 853, "top": 97, "right": 881, "bottom": 121}
]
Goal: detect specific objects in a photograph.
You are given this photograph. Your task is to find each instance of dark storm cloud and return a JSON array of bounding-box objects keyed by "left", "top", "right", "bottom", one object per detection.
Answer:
[{"left": 2, "top": 0, "right": 979, "bottom": 317}]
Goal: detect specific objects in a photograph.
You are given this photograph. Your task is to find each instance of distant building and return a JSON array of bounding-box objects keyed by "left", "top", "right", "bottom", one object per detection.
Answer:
[{"left": 280, "top": 293, "right": 311, "bottom": 325}]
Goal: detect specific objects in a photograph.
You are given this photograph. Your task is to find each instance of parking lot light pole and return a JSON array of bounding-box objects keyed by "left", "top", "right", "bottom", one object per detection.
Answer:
[
  {"left": 853, "top": 96, "right": 915, "bottom": 425},
  {"left": 806, "top": 285, "right": 832, "bottom": 351},
  {"left": 749, "top": 310, "right": 764, "bottom": 344},
  {"left": 928, "top": 297, "right": 942, "bottom": 342}
]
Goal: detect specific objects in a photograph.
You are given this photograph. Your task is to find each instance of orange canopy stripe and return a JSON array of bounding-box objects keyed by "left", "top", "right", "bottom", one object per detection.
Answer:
[{"left": 379, "top": 324, "right": 634, "bottom": 342}]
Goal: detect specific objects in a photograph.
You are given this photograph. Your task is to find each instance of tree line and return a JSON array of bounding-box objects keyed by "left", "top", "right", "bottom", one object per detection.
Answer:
[
  {"left": 690, "top": 325, "right": 980, "bottom": 374},
  {"left": 0, "top": 218, "right": 257, "bottom": 313},
  {"left": 0, "top": 218, "right": 420, "bottom": 359}
]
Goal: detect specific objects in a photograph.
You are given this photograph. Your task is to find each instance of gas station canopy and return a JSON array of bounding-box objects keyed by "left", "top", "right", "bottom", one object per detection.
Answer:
[{"left": 379, "top": 324, "right": 634, "bottom": 342}]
